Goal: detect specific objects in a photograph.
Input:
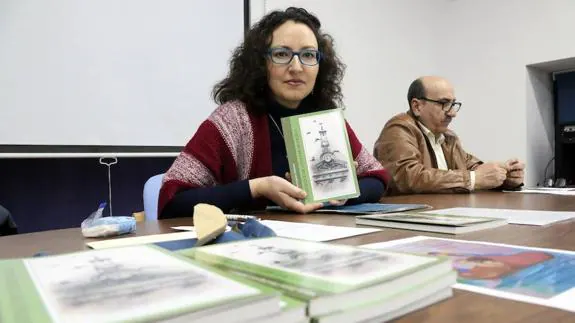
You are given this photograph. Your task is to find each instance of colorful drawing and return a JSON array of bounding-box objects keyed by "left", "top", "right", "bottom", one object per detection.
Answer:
[{"left": 378, "top": 238, "right": 575, "bottom": 299}]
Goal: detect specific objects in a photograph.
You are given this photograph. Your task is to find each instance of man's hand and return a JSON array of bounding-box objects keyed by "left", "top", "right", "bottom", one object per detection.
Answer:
[
  {"left": 249, "top": 176, "right": 323, "bottom": 213},
  {"left": 474, "top": 162, "right": 507, "bottom": 190},
  {"left": 503, "top": 158, "right": 525, "bottom": 188}
]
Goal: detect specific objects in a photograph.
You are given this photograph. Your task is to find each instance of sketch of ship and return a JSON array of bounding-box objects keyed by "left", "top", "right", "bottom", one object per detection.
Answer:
[
  {"left": 235, "top": 244, "right": 392, "bottom": 275},
  {"left": 309, "top": 122, "right": 349, "bottom": 185},
  {"left": 52, "top": 255, "right": 207, "bottom": 307}
]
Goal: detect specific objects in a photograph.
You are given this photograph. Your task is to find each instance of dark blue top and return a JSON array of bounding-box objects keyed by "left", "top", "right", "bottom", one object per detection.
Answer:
[{"left": 160, "top": 100, "right": 385, "bottom": 218}]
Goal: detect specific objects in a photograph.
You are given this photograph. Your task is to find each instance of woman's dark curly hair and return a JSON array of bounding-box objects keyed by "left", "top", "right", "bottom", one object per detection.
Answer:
[{"left": 212, "top": 7, "right": 346, "bottom": 114}]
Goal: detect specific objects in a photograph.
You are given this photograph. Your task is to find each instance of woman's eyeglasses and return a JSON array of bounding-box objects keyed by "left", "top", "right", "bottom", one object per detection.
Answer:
[{"left": 267, "top": 48, "right": 321, "bottom": 66}]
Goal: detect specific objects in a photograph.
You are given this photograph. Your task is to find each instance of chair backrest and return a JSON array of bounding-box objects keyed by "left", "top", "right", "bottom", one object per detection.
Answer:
[
  {"left": 0, "top": 204, "right": 17, "bottom": 236},
  {"left": 143, "top": 173, "right": 165, "bottom": 221}
]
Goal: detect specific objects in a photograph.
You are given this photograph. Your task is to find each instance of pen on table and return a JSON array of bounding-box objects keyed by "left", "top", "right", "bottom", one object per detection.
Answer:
[{"left": 225, "top": 214, "right": 260, "bottom": 222}]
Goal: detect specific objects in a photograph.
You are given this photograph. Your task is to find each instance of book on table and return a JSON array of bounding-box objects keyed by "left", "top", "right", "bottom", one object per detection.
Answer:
[
  {"left": 216, "top": 263, "right": 455, "bottom": 323},
  {"left": 281, "top": 109, "right": 359, "bottom": 204},
  {"left": 0, "top": 245, "right": 282, "bottom": 323},
  {"left": 266, "top": 202, "right": 433, "bottom": 214},
  {"left": 251, "top": 294, "right": 308, "bottom": 323},
  {"left": 355, "top": 211, "right": 507, "bottom": 234},
  {"left": 182, "top": 236, "right": 456, "bottom": 322}
]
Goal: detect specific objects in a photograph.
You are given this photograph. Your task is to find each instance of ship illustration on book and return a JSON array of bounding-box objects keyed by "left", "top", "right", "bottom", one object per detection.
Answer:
[
  {"left": 225, "top": 242, "right": 394, "bottom": 276},
  {"left": 52, "top": 255, "right": 207, "bottom": 307},
  {"left": 308, "top": 121, "right": 349, "bottom": 186}
]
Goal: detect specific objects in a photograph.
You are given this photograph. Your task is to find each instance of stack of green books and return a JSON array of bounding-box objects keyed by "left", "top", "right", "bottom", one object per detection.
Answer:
[
  {"left": 0, "top": 245, "right": 297, "bottom": 323},
  {"left": 183, "top": 237, "right": 457, "bottom": 322}
]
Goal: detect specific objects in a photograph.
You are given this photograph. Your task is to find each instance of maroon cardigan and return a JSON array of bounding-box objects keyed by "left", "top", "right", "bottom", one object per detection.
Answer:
[{"left": 158, "top": 100, "right": 390, "bottom": 215}]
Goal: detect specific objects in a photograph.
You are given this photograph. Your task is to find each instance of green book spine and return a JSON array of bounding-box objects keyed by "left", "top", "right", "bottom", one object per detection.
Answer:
[
  {"left": 0, "top": 260, "right": 52, "bottom": 323},
  {"left": 281, "top": 115, "right": 304, "bottom": 193}
]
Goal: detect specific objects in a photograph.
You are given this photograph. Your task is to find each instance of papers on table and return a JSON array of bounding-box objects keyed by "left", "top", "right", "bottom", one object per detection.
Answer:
[
  {"left": 260, "top": 220, "right": 381, "bottom": 241},
  {"left": 505, "top": 187, "right": 575, "bottom": 196},
  {"left": 424, "top": 207, "right": 575, "bottom": 226},
  {"left": 86, "top": 231, "right": 198, "bottom": 249},
  {"left": 362, "top": 236, "right": 575, "bottom": 313},
  {"left": 173, "top": 221, "right": 381, "bottom": 242},
  {"left": 266, "top": 203, "right": 432, "bottom": 214},
  {"left": 171, "top": 226, "right": 232, "bottom": 233}
]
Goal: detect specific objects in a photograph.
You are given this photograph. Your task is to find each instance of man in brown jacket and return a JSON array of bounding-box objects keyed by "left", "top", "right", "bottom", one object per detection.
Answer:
[{"left": 373, "top": 76, "right": 525, "bottom": 194}]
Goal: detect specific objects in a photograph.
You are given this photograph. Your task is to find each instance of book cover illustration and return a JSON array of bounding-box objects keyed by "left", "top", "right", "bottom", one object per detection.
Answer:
[
  {"left": 283, "top": 109, "right": 359, "bottom": 203},
  {"left": 23, "top": 246, "right": 260, "bottom": 323},
  {"left": 363, "top": 236, "right": 575, "bottom": 312},
  {"left": 196, "top": 237, "right": 434, "bottom": 286}
]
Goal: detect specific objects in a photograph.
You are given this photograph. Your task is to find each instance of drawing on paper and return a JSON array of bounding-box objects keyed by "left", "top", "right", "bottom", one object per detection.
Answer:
[{"left": 377, "top": 237, "right": 575, "bottom": 299}]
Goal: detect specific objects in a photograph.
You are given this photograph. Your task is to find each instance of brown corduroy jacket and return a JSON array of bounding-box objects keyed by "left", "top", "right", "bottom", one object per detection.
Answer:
[{"left": 373, "top": 112, "right": 483, "bottom": 194}]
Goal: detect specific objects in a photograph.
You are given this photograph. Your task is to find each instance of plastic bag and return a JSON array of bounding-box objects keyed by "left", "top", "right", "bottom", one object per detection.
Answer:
[{"left": 81, "top": 202, "right": 136, "bottom": 238}]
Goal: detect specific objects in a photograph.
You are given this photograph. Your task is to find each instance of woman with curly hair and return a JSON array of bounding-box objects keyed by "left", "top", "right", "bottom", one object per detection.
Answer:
[{"left": 158, "top": 7, "right": 390, "bottom": 218}]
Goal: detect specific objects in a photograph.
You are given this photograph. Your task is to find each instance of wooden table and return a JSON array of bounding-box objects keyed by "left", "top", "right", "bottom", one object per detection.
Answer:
[{"left": 2, "top": 192, "right": 575, "bottom": 322}]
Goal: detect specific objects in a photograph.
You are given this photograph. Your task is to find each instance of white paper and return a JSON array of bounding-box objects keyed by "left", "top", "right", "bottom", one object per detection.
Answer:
[
  {"left": 362, "top": 236, "right": 575, "bottom": 313},
  {"left": 171, "top": 226, "right": 197, "bottom": 232},
  {"left": 424, "top": 207, "right": 575, "bottom": 226},
  {"left": 171, "top": 226, "right": 231, "bottom": 232},
  {"left": 260, "top": 220, "right": 381, "bottom": 241},
  {"left": 504, "top": 187, "right": 575, "bottom": 196},
  {"left": 25, "top": 246, "right": 260, "bottom": 323},
  {"left": 86, "top": 231, "right": 198, "bottom": 249},
  {"left": 172, "top": 221, "right": 380, "bottom": 242}
]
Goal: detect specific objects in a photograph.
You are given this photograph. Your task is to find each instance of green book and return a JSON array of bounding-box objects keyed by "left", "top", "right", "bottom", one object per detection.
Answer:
[
  {"left": 356, "top": 212, "right": 508, "bottom": 234},
  {"left": 184, "top": 237, "right": 452, "bottom": 317},
  {"left": 281, "top": 109, "right": 359, "bottom": 203},
  {"left": 0, "top": 245, "right": 281, "bottom": 323}
]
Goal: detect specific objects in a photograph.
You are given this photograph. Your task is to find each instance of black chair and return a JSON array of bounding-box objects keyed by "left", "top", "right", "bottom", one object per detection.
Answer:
[{"left": 0, "top": 204, "right": 17, "bottom": 236}]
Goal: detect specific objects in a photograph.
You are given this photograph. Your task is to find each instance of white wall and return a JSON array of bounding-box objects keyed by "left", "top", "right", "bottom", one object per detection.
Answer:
[
  {"left": 439, "top": 0, "right": 575, "bottom": 186},
  {"left": 255, "top": 0, "right": 575, "bottom": 186},
  {"left": 251, "top": 0, "right": 441, "bottom": 151},
  {"left": 526, "top": 66, "right": 554, "bottom": 185},
  {"left": 0, "top": 0, "right": 244, "bottom": 147}
]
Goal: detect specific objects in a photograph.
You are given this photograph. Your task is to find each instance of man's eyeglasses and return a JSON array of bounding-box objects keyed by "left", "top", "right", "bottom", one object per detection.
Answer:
[
  {"left": 419, "top": 97, "right": 462, "bottom": 113},
  {"left": 267, "top": 48, "right": 321, "bottom": 66}
]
